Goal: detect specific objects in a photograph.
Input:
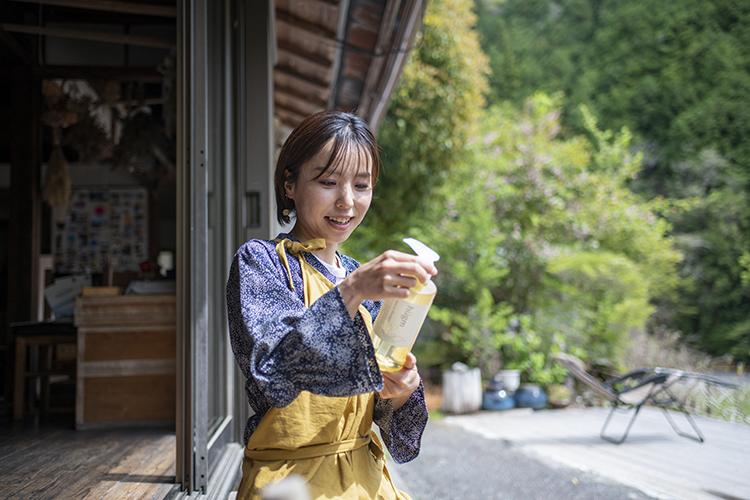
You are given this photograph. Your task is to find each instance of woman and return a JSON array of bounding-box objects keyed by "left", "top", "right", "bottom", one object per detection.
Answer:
[{"left": 227, "top": 110, "right": 435, "bottom": 500}]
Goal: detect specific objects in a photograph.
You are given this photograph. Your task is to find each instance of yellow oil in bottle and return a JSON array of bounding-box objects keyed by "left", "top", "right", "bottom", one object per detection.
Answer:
[{"left": 373, "top": 279, "right": 437, "bottom": 372}]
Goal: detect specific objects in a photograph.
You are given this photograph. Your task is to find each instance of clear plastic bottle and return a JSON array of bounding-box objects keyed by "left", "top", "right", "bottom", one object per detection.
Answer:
[{"left": 372, "top": 238, "right": 439, "bottom": 372}]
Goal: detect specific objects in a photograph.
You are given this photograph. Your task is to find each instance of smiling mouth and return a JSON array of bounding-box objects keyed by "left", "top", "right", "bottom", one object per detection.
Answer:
[{"left": 326, "top": 216, "right": 352, "bottom": 225}]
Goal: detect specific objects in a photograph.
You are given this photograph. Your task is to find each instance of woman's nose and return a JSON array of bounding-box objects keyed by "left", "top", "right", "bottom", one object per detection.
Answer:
[{"left": 336, "top": 185, "right": 354, "bottom": 208}]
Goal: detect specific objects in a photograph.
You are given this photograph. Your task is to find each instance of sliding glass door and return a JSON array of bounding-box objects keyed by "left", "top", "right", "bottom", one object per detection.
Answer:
[{"left": 175, "top": 0, "right": 274, "bottom": 496}]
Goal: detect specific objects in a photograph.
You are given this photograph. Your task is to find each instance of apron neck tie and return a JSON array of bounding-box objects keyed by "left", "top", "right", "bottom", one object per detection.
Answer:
[{"left": 274, "top": 238, "right": 327, "bottom": 291}]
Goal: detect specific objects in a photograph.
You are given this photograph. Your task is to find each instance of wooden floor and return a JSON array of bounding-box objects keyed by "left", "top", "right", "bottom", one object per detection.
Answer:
[
  {"left": 0, "top": 413, "right": 178, "bottom": 500},
  {"left": 444, "top": 406, "right": 750, "bottom": 500}
]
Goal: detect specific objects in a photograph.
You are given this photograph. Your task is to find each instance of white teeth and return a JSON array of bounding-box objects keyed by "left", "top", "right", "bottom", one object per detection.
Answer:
[{"left": 328, "top": 217, "right": 351, "bottom": 224}]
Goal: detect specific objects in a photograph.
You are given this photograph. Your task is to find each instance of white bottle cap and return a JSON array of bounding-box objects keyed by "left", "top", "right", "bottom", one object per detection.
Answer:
[{"left": 403, "top": 237, "right": 440, "bottom": 264}]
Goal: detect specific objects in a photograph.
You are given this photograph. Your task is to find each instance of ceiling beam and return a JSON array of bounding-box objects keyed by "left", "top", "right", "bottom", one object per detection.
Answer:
[
  {"left": 7, "top": 0, "right": 176, "bottom": 18},
  {"left": 275, "top": 93, "right": 323, "bottom": 118},
  {"left": 38, "top": 65, "right": 163, "bottom": 81},
  {"left": 277, "top": 41, "right": 331, "bottom": 68},
  {"left": 357, "top": 0, "right": 400, "bottom": 116},
  {"left": 1, "top": 23, "right": 175, "bottom": 49},
  {"left": 274, "top": 66, "right": 329, "bottom": 97},
  {"left": 324, "top": 0, "right": 348, "bottom": 110},
  {"left": 273, "top": 80, "right": 328, "bottom": 108},
  {"left": 275, "top": 107, "right": 307, "bottom": 129},
  {"left": 274, "top": 63, "right": 329, "bottom": 89},
  {"left": 366, "top": 0, "right": 425, "bottom": 132},
  {"left": 276, "top": 47, "right": 331, "bottom": 76},
  {"left": 275, "top": 8, "right": 337, "bottom": 40},
  {"left": 0, "top": 24, "right": 36, "bottom": 66}
]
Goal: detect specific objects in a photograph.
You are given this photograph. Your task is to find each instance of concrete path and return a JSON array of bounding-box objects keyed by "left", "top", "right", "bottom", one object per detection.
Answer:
[
  {"left": 390, "top": 418, "right": 661, "bottom": 500},
  {"left": 412, "top": 407, "right": 750, "bottom": 500}
]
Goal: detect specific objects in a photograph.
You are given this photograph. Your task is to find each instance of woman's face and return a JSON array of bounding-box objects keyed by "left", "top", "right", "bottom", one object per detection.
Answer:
[{"left": 284, "top": 141, "right": 373, "bottom": 248}]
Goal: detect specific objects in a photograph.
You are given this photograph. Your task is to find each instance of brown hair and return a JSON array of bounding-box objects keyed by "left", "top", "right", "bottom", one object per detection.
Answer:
[{"left": 274, "top": 110, "right": 380, "bottom": 225}]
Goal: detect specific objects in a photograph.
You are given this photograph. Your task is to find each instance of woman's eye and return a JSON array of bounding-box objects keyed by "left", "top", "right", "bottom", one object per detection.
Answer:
[
  {"left": 356, "top": 183, "right": 371, "bottom": 190},
  {"left": 320, "top": 180, "right": 336, "bottom": 187}
]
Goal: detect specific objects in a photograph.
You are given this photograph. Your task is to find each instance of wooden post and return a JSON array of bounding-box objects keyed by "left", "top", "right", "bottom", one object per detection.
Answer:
[
  {"left": 7, "top": 66, "right": 41, "bottom": 326},
  {"left": 6, "top": 66, "right": 41, "bottom": 412}
]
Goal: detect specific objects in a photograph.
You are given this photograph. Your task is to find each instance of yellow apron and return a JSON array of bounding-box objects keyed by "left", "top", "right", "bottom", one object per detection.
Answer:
[{"left": 237, "top": 238, "right": 412, "bottom": 500}]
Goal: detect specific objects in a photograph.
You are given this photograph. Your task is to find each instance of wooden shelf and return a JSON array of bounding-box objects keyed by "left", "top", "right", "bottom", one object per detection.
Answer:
[{"left": 74, "top": 294, "right": 176, "bottom": 429}]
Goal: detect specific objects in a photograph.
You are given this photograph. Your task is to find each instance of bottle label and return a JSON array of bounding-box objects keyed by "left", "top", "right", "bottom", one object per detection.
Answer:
[{"left": 373, "top": 300, "right": 430, "bottom": 348}]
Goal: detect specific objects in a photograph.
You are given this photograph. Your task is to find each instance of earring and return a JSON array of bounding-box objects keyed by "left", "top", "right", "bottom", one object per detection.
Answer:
[{"left": 282, "top": 209, "right": 290, "bottom": 216}]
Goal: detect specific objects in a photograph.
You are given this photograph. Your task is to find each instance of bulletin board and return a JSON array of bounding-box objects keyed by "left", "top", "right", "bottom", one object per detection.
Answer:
[{"left": 52, "top": 188, "right": 149, "bottom": 274}]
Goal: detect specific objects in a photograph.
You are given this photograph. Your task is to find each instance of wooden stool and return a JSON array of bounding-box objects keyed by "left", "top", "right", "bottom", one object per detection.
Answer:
[{"left": 12, "top": 321, "right": 77, "bottom": 420}]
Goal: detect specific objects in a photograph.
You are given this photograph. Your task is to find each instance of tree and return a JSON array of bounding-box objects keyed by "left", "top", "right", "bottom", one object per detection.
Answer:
[
  {"left": 474, "top": 0, "right": 750, "bottom": 362},
  {"left": 425, "top": 93, "right": 681, "bottom": 378},
  {"left": 344, "top": 0, "right": 489, "bottom": 261},
  {"left": 473, "top": 1, "right": 521, "bottom": 103}
]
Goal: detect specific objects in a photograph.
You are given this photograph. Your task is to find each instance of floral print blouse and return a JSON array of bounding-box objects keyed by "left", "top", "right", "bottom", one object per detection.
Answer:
[{"left": 226, "top": 233, "right": 428, "bottom": 463}]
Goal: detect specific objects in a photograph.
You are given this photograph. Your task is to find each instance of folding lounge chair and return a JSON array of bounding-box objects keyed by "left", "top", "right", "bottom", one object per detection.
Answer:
[{"left": 550, "top": 352, "right": 738, "bottom": 444}]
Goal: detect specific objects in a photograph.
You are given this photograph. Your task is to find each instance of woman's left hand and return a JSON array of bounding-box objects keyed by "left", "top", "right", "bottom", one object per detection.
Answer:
[{"left": 379, "top": 352, "right": 421, "bottom": 410}]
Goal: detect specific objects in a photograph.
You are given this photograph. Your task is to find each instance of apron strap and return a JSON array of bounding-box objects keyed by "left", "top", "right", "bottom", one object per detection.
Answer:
[
  {"left": 273, "top": 238, "right": 327, "bottom": 291},
  {"left": 271, "top": 238, "right": 373, "bottom": 338},
  {"left": 274, "top": 238, "right": 375, "bottom": 337}
]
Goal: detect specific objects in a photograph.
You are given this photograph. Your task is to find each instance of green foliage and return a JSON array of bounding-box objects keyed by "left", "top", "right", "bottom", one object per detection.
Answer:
[
  {"left": 345, "top": 0, "right": 490, "bottom": 262},
  {"left": 670, "top": 183, "right": 750, "bottom": 360},
  {"left": 541, "top": 251, "right": 652, "bottom": 363},
  {"left": 547, "top": 384, "right": 572, "bottom": 403},
  {"left": 430, "top": 289, "right": 513, "bottom": 379},
  {"left": 474, "top": 0, "right": 750, "bottom": 362},
  {"left": 675, "top": 378, "right": 750, "bottom": 426},
  {"left": 740, "top": 252, "right": 750, "bottom": 287},
  {"left": 473, "top": 2, "right": 520, "bottom": 103},
  {"left": 476, "top": 0, "right": 750, "bottom": 163},
  {"left": 499, "top": 315, "right": 568, "bottom": 386},
  {"left": 703, "top": 384, "right": 750, "bottom": 426},
  {"left": 423, "top": 93, "right": 680, "bottom": 380}
]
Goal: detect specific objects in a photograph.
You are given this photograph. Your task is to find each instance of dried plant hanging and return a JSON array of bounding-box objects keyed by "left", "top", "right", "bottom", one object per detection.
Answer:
[
  {"left": 65, "top": 109, "right": 111, "bottom": 163},
  {"left": 43, "top": 127, "right": 72, "bottom": 209},
  {"left": 40, "top": 81, "right": 81, "bottom": 209},
  {"left": 40, "top": 79, "right": 114, "bottom": 206},
  {"left": 112, "top": 111, "right": 174, "bottom": 192},
  {"left": 39, "top": 77, "right": 176, "bottom": 202},
  {"left": 65, "top": 79, "right": 118, "bottom": 162},
  {"left": 40, "top": 80, "right": 80, "bottom": 129}
]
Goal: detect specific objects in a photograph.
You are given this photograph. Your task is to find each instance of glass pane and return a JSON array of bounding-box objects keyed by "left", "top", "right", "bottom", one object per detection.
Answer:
[{"left": 206, "top": 0, "right": 229, "bottom": 435}]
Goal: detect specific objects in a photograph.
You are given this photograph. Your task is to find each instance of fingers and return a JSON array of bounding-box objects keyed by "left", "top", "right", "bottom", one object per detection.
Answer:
[
  {"left": 343, "top": 250, "right": 437, "bottom": 304},
  {"left": 379, "top": 250, "right": 438, "bottom": 284},
  {"left": 379, "top": 355, "right": 420, "bottom": 401},
  {"left": 402, "top": 352, "right": 417, "bottom": 370},
  {"left": 379, "top": 375, "right": 416, "bottom": 400},
  {"left": 379, "top": 270, "right": 419, "bottom": 293}
]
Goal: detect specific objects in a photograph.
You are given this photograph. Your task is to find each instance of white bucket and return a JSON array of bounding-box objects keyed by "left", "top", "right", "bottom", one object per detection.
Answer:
[{"left": 499, "top": 369, "right": 521, "bottom": 392}]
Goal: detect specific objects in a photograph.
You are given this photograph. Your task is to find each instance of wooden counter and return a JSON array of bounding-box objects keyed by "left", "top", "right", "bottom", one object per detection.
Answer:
[{"left": 74, "top": 294, "right": 176, "bottom": 429}]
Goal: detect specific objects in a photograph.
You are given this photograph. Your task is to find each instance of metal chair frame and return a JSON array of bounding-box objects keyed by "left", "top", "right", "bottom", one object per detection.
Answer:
[{"left": 551, "top": 353, "right": 738, "bottom": 445}]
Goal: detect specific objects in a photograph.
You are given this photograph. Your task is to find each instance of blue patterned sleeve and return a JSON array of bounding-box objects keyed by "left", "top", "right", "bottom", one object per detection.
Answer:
[
  {"left": 372, "top": 379, "right": 428, "bottom": 463},
  {"left": 227, "top": 240, "right": 383, "bottom": 409}
]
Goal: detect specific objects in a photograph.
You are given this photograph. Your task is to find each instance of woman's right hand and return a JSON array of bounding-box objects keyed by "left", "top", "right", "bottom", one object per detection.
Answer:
[{"left": 338, "top": 250, "right": 437, "bottom": 318}]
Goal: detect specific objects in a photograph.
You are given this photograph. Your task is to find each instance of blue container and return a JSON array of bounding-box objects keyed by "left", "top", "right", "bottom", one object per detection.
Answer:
[
  {"left": 482, "top": 389, "right": 516, "bottom": 411},
  {"left": 513, "top": 384, "right": 547, "bottom": 410}
]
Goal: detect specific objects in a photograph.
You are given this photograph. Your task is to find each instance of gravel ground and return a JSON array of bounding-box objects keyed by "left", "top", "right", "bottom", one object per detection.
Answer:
[{"left": 390, "top": 419, "right": 660, "bottom": 500}]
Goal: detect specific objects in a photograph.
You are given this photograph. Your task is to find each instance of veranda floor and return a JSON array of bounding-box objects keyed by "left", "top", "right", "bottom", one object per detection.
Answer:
[{"left": 0, "top": 412, "right": 177, "bottom": 500}]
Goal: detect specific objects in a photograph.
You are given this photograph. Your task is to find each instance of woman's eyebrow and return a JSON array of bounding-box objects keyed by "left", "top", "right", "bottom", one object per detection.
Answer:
[
  {"left": 312, "top": 166, "right": 371, "bottom": 178},
  {"left": 311, "top": 166, "right": 335, "bottom": 177}
]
